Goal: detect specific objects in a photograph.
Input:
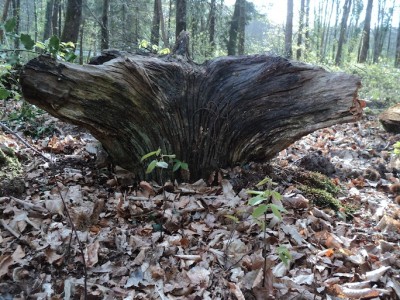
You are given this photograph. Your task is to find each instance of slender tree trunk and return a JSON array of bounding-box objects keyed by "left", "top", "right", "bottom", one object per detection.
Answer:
[
  {"left": 335, "top": 0, "right": 352, "bottom": 65},
  {"left": 51, "top": 0, "right": 60, "bottom": 38},
  {"left": 175, "top": 0, "right": 186, "bottom": 38},
  {"left": 79, "top": 20, "right": 84, "bottom": 64},
  {"left": 61, "top": 0, "right": 83, "bottom": 44},
  {"left": 332, "top": 0, "right": 340, "bottom": 61},
  {"left": 43, "top": 0, "right": 53, "bottom": 40},
  {"left": 237, "top": 0, "right": 245, "bottom": 55},
  {"left": 319, "top": 0, "right": 330, "bottom": 61},
  {"left": 395, "top": 18, "right": 400, "bottom": 67},
  {"left": 296, "top": 0, "right": 305, "bottom": 60},
  {"left": 373, "top": 0, "right": 393, "bottom": 63},
  {"left": 151, "top": 0, "right": 160, "bottom": 46},
  {"left": 227, "top": 0, "right": 240, "bottom": 55},
  {"left": 101, "top": 0, "right": 109, "bottom": 50},
  {"left": 158, "top": 0, "right": 168, "bottom": 47},
  {"left": 208, "top": 0, "right": 216, "bottom": 56},
  {"left": 358, "top": 0, "right": 373, "bottom": 63},
  {"left": 57, "top": 1, "right": 61, "bottom": 37},
  {"left": 304, "top": 0, "right": 310, "bottom": 58},
  {"left": 0, "top": 0, "right": 12, "bottom": 42},
  {"left": 33, "top": 0, "right": 38, "bottom": 42},
  {"left": 284, "top": 0, "right": 293, "bottom": 58},
  {"left": 12, "top": 0, "right": 20, "bottom": 49}
]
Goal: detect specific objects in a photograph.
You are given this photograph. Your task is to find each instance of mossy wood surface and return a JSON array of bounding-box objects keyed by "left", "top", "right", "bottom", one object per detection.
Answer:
[{"left": 20, "top": 40, "right": 363, "bottom": 179}]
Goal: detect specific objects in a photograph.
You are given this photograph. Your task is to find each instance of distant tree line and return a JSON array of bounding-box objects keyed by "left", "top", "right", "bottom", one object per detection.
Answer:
[{"left": 0, "top": 0, "right": 399, "bottom": 67}]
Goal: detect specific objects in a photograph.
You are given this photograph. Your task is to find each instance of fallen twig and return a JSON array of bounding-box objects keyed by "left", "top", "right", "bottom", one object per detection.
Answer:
[
  {"left": 0, "top": 219, "right": 31, "bottom": 247},
  {"left": 10, "top": 196, "right": 48, "bottom": 214},
  {"left": 0, "top": 121, "right": 53, "bottom": 161}
]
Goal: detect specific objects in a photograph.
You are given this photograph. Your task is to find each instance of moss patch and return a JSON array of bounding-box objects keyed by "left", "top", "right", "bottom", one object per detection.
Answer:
[
  {"left": 298, "top": 185, "right": 342, "bottom": 211},
  {"left": 296, "top": 171, "right": 340, "bottom": 195},
  {"left": 0, "top": 145, "right": 24, "bottom": 196}
]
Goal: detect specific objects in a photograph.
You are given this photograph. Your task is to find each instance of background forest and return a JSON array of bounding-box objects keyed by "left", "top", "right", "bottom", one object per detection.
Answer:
[{"left": 0, "top": 0, "right": 399, "bottom": 107}]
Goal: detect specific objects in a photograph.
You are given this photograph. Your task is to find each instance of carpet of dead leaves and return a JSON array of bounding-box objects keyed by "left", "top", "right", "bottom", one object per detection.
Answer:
[{"left": 1, "top": 112, "right": 400, "bottom": 300}]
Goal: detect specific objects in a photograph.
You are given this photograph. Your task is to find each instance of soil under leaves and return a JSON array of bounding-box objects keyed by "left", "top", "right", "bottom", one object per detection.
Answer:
[{"left": 1, "top": 112, "right": 400, "bottom": 300}]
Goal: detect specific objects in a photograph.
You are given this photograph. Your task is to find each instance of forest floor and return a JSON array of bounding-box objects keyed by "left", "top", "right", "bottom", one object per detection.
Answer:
[{"left": 0, "top": 108, "right": 400, "bottom": 300}]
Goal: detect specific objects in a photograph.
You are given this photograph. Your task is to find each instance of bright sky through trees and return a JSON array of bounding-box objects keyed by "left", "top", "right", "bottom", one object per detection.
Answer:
[{"left": 225, "top": 0, "right": 399, "bottom": 26}]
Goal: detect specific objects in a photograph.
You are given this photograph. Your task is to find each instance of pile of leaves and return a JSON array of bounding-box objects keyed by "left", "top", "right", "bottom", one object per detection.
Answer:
[{"left": 1, "top": 109, "right": 400, "bottom": 299}]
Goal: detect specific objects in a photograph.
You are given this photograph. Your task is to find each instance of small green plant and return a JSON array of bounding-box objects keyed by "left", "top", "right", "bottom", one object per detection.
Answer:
[
  {"left": 138, "top": 39, "right": 170, "bottom": 55},
  {"left": 247, "top": 177, "right": 287, "bottom": 228},
  {"left": 393, "top": 141, "right": 400, "bottom": 156},
  {"left": 141, "top": 148, "right": 188, "bottom": 175},
  {"left": 35, "top": 36, "right": 76, "bottom": 62},
  {"left": 247, "top": 177, "right": 292, "bottom": 267}
]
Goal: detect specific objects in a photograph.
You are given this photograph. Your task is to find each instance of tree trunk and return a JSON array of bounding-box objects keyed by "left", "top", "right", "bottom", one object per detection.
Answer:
[
  {"left": 284, "top": 0, "right": 293, "bottom": 59},
  {"left": 101, "top": 0, "right": 109, "bottom": 50},
  {"left": 51, "top": 0, "right": 60, "bottom": 38},
  {"left": 395, "top": 17, "right": 400, "bottom": 68},
  {"left": 12, "top": 0, "right": 20, "bottom": 49},
  {"left": 158, "top": 0, "right": 168, "bottom": 47},
  {"left": 61, "top": 0, "right": 82, "bottom": 44},
  {"left": 20, "top": 33, "right": 363, "bottom": 181},
  {"left": 227, "top": 0, "right": 240, "bottom": 55},
  {"left": 304, "top": 0, "right": 310, "bottom": 58},
  {"left": 43, "top": 0, "right": 53, "bottom": 41},
  {"left": 296, "top": 0, "right": 305, "bottom": 60},
  {"left": 0, "top": 0, "right": 12, "bottom": 42},
  {"left": 335, "top": 0, "right": 352, "bottom": 65},
  {"left": 150, "top": 0, "right": 160, "bottom": 46},
  {"left": 237, "top": 0, "right": 245, "bottom": 55},
  {"left": 357, "top": 0, "right": 373, "bottom": 63},
  {"left": 175, "top": 0, "right": 186, "bottom": 38},
  {"left": 208, "top": 0, "right": 216, "bottom": 56}
]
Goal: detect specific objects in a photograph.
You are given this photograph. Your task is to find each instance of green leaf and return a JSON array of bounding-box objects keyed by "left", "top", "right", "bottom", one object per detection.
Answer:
[
  {"left": 61, "top": 41, "right": 75, "bottom": 49},
  {"left": 140, "top": 40, "right": 148, "bottom": 48},
  {"left": 277, "top": 246, "right": 292, "bottom": 266},
  {"left": 248, "top": 195, "right": 267, "bottom": 206},
  {"left": 256, "top": 177, "right": 272, "bottom": 187},
  {"left": 146, "top": 160, "right": 157, "bottom": 173},
  {"left": 20, "top": 33, "right": 35, "bottom": 50},
  {"left": 180, "top": 162, "right": 189, "bottom": 171},
  {"left": 4, "top": 18, "right": 16, "bottom": 33},
  {"left": 163, "top": 154, "right": 176, "bottom": 159},
  {"left": 172, "top": 160, "right": 181, "bottom": 172},
  {"left": 156, "top": 161, "right": 168, "bottom": 169},
  {"left": 247, "top": 190, "right": 264, "bottom": 196},
  {"left": 64, "top": 52, "right": 77, "bottom": 62},
  {"left": 141, "top": 148, "right": 161, "bottom": 161},
  {"left": 224, "top": 215, "right": 239, "bottom": 223},
  {"left": 35, "top": 41, "right": 46, "bottom": 50},
  {"left": 0, "top": 87, "right": 10, "bottom": 99},
  {"left": 269, "top": 204, "right": 283, "bottom": 220},
  {"left": 159, "top": 48, "right": 170, "bottom": 55},
  {"left": 252, "top": 204, "right": 269, "bottom": 218},
  {"left": 48, "top": 35, "right": 60, "bottom": 55},
  {"left": 271, "top": 191, "right": 282, "bottom": 201}
]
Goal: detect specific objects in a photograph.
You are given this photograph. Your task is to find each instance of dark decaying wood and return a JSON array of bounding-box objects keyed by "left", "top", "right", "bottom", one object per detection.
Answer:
[
  {"left": 379, "top": 104, "right": 400, "bottom": 133},
  {"left": 20, "top": 39, "right": 363, "bottom": 180}
]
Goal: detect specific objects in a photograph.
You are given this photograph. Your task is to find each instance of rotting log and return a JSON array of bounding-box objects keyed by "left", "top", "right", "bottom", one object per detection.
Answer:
[
  {"left": 379, "top": 103, "right": 400, "bottom": 134},
  {"left": 20, "top": 35, "right": 363, "bottom": 180}
]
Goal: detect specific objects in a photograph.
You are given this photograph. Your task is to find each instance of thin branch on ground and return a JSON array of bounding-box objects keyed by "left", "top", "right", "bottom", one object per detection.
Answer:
[{"left": 0, "top": 121, "right": 53, "bottom": 162}]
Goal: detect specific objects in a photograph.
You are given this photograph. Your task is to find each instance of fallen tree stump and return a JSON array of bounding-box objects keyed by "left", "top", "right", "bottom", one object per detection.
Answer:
[
  {"left": 379, "top": 104, "right": 400, "bottom": 133},
  {"left": 20, "top": 38, "right": 362, "bottom": 180}
]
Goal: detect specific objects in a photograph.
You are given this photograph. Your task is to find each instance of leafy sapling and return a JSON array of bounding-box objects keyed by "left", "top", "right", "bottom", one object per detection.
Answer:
[
  {"left": 247, "top": 177, "right": 292, "bottom": 267},
  {"left": 141, "top": 148, "right": 189, "bottom": 184}
]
